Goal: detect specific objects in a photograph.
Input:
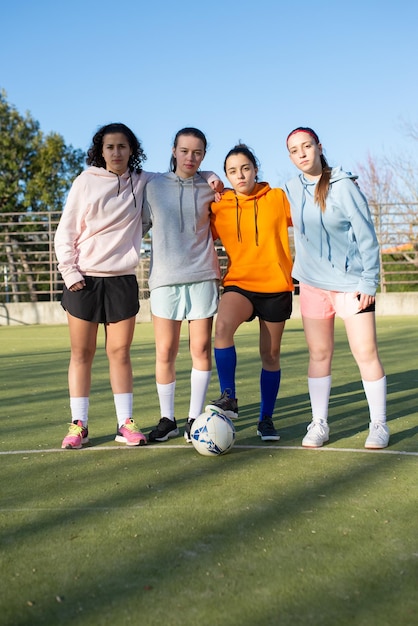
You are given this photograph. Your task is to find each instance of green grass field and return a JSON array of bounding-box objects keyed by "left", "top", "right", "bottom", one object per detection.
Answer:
[{"left": 1, "top": 317, "right": 417, "bottom": 626}]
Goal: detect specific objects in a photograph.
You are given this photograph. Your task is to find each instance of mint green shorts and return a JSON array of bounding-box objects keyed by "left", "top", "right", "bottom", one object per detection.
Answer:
[{"left": 150, "top": 280, "right": 219, "bottom": 320}]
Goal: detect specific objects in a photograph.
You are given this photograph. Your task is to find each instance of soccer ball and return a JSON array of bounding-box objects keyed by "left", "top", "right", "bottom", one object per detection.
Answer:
[{"left": 190, "top": 411, "right": 235, "bottom": 456}]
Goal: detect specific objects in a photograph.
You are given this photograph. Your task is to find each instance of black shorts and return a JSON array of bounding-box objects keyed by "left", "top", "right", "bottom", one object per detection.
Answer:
[
  {"left": 357, "top": 294, "right": 376, "bottom": 314},
  {"left": 61, "top": 275, "right": 139, "bottom": 323},
  {"left": 223, "top": 286, "right": 292, "bottom": 323}
]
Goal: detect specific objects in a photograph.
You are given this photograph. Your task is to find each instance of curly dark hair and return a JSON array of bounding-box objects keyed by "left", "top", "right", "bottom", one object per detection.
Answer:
[{"left": 86, "top": 123, "right": 147, "bottom": 173}]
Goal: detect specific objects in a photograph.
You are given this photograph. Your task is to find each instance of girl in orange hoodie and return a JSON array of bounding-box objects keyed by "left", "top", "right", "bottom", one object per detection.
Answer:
[{"left": 205, "top": 144, "right": 293, "bottom": 441}]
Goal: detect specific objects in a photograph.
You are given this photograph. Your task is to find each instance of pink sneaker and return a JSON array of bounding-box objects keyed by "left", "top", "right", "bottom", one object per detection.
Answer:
[
  {"left": 62, "top": 421, "right": 89, "bottom": 449},
  {"left": 115, "top": 418, "right": 146, "bottom": 446}
]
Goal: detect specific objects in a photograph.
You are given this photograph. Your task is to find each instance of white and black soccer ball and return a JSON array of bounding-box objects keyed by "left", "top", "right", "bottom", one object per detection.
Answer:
[{"left": 190, "top": 411, "right": 235, "bottom": 456}]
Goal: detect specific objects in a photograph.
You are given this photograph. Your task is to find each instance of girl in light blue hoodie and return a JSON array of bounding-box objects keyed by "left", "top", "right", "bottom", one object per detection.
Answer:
[{"left": 285, "top": 127, "right": 389, "bottom": 450}]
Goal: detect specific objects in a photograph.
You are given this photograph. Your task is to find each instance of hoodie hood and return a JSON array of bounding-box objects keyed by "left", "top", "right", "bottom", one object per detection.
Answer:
[
  {"left": 86, "top": 166, "right": 137, "bottom": 207},
  {"left": 153, "top": 171, "right": 213, "bottom": 233},
  {"left": 218, "top": 182, "right": 271, "bottom": 245},
  {"left": 295, "top": 167, "right": 358, "bottom": 258}
]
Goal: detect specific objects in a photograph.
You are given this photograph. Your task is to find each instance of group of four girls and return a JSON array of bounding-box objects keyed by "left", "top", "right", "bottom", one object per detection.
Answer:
[{"left": 54, "top": 123, "right": 389, "bottom": 452}]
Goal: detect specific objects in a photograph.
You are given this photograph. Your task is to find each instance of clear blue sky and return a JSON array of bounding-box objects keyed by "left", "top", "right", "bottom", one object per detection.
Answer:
[{"left": 1, "top": 0, "right": 417, "bottom": 186}]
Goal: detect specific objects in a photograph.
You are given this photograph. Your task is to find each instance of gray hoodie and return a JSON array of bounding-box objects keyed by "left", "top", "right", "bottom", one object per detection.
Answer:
[{"left": 143, "top": 172, "right": 220, "bottom": 291}]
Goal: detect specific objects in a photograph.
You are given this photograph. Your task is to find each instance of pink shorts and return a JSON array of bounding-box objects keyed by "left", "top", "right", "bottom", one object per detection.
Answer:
[{"left": 299, "top": 283, "right": 363, "bottom": 320}]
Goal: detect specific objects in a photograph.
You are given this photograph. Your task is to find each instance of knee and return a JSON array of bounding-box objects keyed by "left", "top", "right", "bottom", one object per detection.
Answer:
[
  {"left": 214, "top": 317, "right": 234, "bottom": 343},
  {"left": 71, "top": 347, "right": 96, "bottom": 365},
  {"left": 309, "top": 347, "right": 333, "bottom": 364},
  {"left": 156, "top": 345, "right": 177, "bottom": 366},
  {"left": 260, "top": 349, "right": 280, "bottom": 370},
  {"left": 106, "top": 344, "right": 131, "bottom": 365},
  {"left": 191, "top": 345, "right": 211, "bottom": 362}
]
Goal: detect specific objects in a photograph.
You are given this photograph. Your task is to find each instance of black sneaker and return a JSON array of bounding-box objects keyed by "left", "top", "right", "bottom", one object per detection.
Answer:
[
  {"left": 205, "top": 390, "right": 238, "bottom": 419},
  {"left": 148, "top": 417, "right": 180, "bottom": 442},
  {"left": 184, "top": 419, "right": 195, "bottom": 443},
  {"left": 257, "top": 417, "right": 280, "bottom": 441}
]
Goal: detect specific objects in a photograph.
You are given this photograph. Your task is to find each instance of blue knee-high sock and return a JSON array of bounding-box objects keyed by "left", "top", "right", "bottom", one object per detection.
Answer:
[
  {"left": 214, "top": 346, "right": 237, "bottom": 398},
  {"left": 259, "top": 368, "right": 281, "bottom": 421}
]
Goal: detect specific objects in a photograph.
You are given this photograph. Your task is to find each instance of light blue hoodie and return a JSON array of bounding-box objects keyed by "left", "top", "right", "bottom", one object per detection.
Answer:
[{"left": 285, "top": 167, "right": 379, "bottom": 295}]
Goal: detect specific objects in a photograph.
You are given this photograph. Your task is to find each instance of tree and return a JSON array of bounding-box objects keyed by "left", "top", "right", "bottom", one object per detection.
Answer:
[
  {"left": 0, "top": 89, "right": 84, "bottom": 302},
  {"left": 356, "top": 130, "right": 418, "bottom": 292}
]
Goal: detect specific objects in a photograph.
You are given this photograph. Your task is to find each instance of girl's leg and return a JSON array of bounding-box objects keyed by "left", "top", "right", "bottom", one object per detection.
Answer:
[
  {"left": 300, "top": 317, "right": 335, "bottom": 447},
  {"left": 258, "top": 319, "right": 285, "bottom": 417},
  {"left": 105, "top": 316, "right": 146, "bottom": 446},
  {"left": 105, "top": 316, "right": 136, "bottom": 395},
  {"left": 206, "top": 292, "right": 253, "bottom": 417},
  {"left": 256, "top": 320, "right": 286, "bottom": 441},
  {"left": 188, "top": 317, "right": 213, "bottom": 419},
  {"left": 148, "top": 316, "right": 182, "bottom": 441},
  {"left": 344, "top": 311, "right": 384, "bottom": 381},
  {"left": 67, "top": 313, "right": 98, "bottom": 416},
  {"left": 344, "top": 312, "right": 389, "bottom": 448},
  {"left": 62, "top": 313, "right": 98, "bottom": 449}
]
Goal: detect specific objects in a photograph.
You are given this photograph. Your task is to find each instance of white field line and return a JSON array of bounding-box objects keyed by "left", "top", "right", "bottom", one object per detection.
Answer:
[
  {"left": 0, "top": 445, "right": 417, "bottom": 457},
  {"left": 1, "top": 445, "right": 416, "bottom": 512}
]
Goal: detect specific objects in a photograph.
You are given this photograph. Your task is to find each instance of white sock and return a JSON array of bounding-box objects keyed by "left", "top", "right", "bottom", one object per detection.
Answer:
[
  {"left": 362, "top": 376, "right": 387, "bottom": 423},
  {"left": 70, "top": 397, "right": 89, "bottom": 426},
  {"left": 114, "top": 393, "right": 133, "bottom": 427},
  {"left": 157, "top": 381, "right": 176, "bottom": 420},
  {"left": 189, "top": 368, "right": 212, "bottom": 419},
  {"left": 308, "top": 376, "right": 332, "bottom": 422}
]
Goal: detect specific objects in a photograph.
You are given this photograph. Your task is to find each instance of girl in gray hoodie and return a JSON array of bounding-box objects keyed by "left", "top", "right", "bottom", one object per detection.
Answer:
[{"left": 142, "top": 128, "right": 222, "bottom": 443}]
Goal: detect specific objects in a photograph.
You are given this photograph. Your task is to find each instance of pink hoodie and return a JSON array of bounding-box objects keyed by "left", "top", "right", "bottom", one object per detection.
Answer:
[{"left": 54, "top": 166, "right": 154, "bottom": 289}]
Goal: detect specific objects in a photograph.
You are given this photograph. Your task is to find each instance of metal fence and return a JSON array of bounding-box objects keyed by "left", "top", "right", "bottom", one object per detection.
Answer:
[{"left": 1, "top": 206, "right": 417, "bottom": 303}]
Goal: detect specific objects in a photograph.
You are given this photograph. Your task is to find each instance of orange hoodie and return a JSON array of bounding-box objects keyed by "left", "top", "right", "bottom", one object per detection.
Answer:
[{"left": 210, "top": 182, "right": 293, "bottom": 293}]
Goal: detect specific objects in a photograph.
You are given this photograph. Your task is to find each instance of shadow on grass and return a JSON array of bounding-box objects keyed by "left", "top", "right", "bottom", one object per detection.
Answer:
[
  {"left": 1, "top": 446, "right": 417, "bottom": 625},
  {"left": 1, "top": 320, "right": 417, "bottom": 624}
]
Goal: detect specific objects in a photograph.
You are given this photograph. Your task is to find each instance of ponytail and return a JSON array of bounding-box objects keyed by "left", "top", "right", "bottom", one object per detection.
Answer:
[
  {"left": 315, "top": 154, "right": 332, "bottom": 212},
  {"left": 287, "top": 126, "right": 331, "bottom": 211}
]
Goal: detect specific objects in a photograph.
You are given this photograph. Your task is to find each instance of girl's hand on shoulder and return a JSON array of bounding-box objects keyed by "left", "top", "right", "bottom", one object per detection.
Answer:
[
  {"left": 210, "top": 179, "right": 224, "bottom": 193},
  {"left": 210, "top": 180, "right": 228, "bottom": 203}
]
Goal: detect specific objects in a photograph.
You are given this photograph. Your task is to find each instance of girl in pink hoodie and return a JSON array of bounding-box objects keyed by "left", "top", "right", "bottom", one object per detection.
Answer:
[{"left": 55, "top": 122, "right": 151, "bottom": 449}]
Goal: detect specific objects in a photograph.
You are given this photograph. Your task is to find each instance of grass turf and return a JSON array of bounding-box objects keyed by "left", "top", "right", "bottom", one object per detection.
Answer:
[{"left": 0, "top": 317, "right": 417, "bottom": 625}]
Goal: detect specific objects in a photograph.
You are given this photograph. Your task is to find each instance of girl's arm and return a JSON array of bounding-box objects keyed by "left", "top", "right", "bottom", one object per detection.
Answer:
[{"left": 54, "top": 178, "right": 86, "bottom": 289}]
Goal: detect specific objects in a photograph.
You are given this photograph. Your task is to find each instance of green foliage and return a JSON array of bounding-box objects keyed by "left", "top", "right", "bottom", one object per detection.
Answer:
[
  {"left": 381, "top": 253, "right": 418, "bottom": 292},
  {"left": 0, "top": 89, "right": 85, "bottom": 301},
  {"left": 0, "top": 89, "right": 84, "bottom": 215}
]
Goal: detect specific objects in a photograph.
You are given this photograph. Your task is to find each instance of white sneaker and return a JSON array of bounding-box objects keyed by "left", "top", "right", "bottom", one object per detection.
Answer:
[
  {"left": 364, "top": 422, "right": 390, "bottom": 449},
  {"left": 302, "top": 420, "right": 329, "bottom": 448}
]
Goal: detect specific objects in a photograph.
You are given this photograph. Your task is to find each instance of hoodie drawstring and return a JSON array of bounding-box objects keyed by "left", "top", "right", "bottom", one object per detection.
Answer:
[
  {"left": 176, "top": 176, "right": 197, "bottom": 233},
  {"left": 110, "top": 170, "right": 137, "bottom": 208},
  {"left": 301, "top": 174, "right": 325, "bottom": 259},
  {"left": 235, "top": 196, "right": 242, "bottom": 243},
  {"left": 129, "top": 172, "right": 137, "bottom": 208},
  {"left": 235, "top": 195, "right": 259, "bottom": 246},
  {"left": 253, "top": 197, "right": 259, "bottom": 246}
]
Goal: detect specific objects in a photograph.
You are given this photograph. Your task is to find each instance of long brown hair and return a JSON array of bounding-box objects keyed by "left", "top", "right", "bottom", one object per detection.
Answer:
[{"left": 287, "top": 127, "right": 331, "bottom": 211}]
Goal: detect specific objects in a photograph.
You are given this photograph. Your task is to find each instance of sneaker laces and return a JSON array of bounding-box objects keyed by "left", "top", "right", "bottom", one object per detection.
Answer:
[
  {"left": 260, "top": 417, "right": 275, "bottom": 433},
  {"left": 67, "top": 422, "right": 85, "bottom": 436},
  {"left": 308, "top": 420, "right": 327, "bottom": 435},
  {"left": 122, "top": 419, "right": 139, "bottom": 433},
  {"left": 214, "top": 390, "right": 234, "bottom": 407}
]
